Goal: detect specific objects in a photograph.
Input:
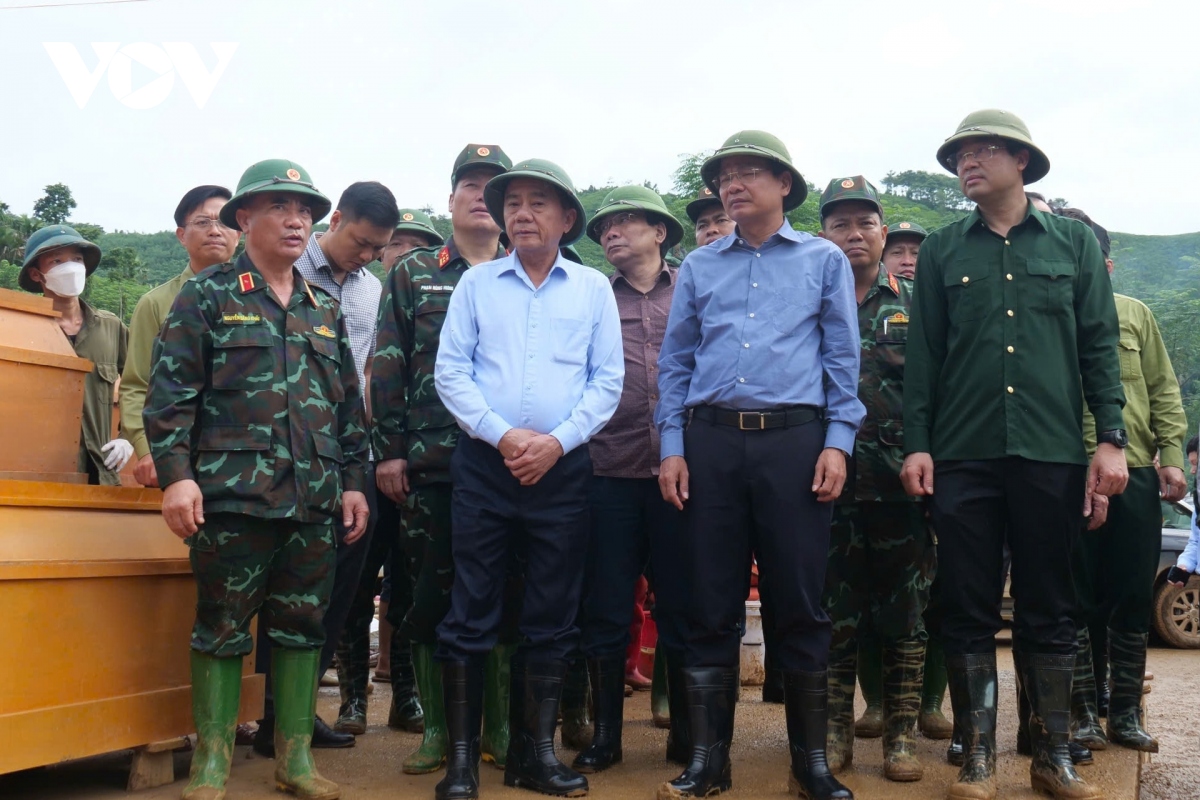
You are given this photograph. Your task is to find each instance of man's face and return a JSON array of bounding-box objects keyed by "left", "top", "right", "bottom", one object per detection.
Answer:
[
  {"left": 883, "top": 237, "right": 921, "bottom": 279},
  {"left": 176, "top": 196, "right": 240, "bottom": 269},
  {"left": 502, "top": 178, "right": 575, "bottom": 255},
  {"left": 450, "top": 167, "right": 503, "bottom": 237},
  {"left": 820, "top": 201, "right": 885, "bottom": 270},
  {"left": 716, "top": 155, "right": 790, "bottom": 226},
  {"left": 323, "top": 210, "right": 392, "bottom": 272},
  {"left": 954, "top": 136, "right": 1028, "bottom": 202},
  {"left": 382, "top": 231, "right": 435, "bottom": 269},
  {"left": 597, "top": 210, "right": 665, "bottom": 271},
  {"left": 236, "top": 192, "right": 312, "bottom": 263},
  {"left": 31, "top": 244, "right": 87, "bottom": 291},
  {"left": 694, "top": 204, "right": 734, "bottom": 246}
]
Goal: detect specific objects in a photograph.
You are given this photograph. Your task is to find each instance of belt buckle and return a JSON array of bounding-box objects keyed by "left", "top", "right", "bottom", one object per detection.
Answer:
[{"left": 738, "top": 411, "right": 765, "bottom": 431}]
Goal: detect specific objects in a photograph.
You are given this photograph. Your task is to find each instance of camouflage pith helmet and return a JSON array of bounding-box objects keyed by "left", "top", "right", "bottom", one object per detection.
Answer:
[
  {"left": 701, "top": 130, "right": 808, "bottom": 211},
  {"left": 484, "top": 158, "right": 587, "bottom": 246},
  {"left": 886, "top": 221, "right": 928, "bottom": 244},
  {"left": 394, "top": 208, "right": 444, "bottom": 246},
  {"left": 935, "top": 109, "right": 1050, "bottom": 184},
  {"left": 819, "top": 176, "right": 883, "bottom": 219},
  {"left": 585, "top": 185, "right": 684, "bottom": 250},
  {"left": 20, "top": 224, "right": 101, "bottom": 293},
  {"left": 685, "top": 186, "right": 723, "bottom": 223},
  {"left": 451, "top": 143, "right": 512, "bottom": 187},
  {"left": 219, "top": 159, "right": 332, "bottom": 231}
]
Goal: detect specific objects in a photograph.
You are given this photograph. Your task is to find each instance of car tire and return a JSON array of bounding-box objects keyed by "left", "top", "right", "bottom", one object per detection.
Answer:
[{"left": 1152, "top": 575, "right": 1200, "bottom": 649}]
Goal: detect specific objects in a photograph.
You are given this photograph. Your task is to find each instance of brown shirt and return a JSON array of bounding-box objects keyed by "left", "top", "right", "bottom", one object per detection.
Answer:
[{"left": 589, "top": 263, "right": 676, "bottom": 478}]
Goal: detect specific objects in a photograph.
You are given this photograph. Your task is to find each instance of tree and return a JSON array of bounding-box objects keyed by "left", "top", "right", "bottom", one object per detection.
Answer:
[
  {"left": 33, "top": 183, "right": 77, "bottom": 225},
  {"left": 881, "top": 170, "right": 971, "bottom": 211},
  {"left": 73, "top": 222, "right": 106, "bottom": 243},
  {"left": 97, "top": 246, "right": 146, "bottom": 283},
  {"left": 672, "top": 151, "right": 712, "bottom": 197}
]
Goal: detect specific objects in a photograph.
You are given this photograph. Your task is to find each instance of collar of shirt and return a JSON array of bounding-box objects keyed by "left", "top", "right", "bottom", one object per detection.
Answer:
[
  {"left": 960, "top": 202, "right": 1050, "bottom": 239},
  {"left": 236, "top": 253, "right": 319, "bottom": 309},
  {"left": 497, "top": 249, "right": 571, "bottom": 291},
  {"left": 860, "top": 262, "right": 900, "bottom": 304},
  {"left": 714, "top": 218, "right": 805, "bottom": 252},
  {"left": 610, "top": 260, "right": 675, "bottom": 291},
  {"left": 295, "top": 232, "right": 363, "bottom": 289}
]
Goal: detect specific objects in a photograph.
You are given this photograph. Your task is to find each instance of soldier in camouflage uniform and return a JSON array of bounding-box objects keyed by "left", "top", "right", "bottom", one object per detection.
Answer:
[
  {"left": 817, "top": 176, "right": 934, "bottom": 783},
  {"left": 145, "top": 159, "right": 369, "bottom": 800},
  {"left": 372, "top": 143, "right": 516, "bottom": 776},
  {"left": 882, "top": 221, "right": 926, "bottom": 280},
  {"left": 383, "top": 209, "right": 445, "bottom": 270},
  {"left": 684, "top": 186, "right": 735, "bottom": 247}
]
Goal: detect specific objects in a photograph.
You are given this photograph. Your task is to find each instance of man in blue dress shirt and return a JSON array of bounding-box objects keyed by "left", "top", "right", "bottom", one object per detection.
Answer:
[
  {"left": 433, "top": 158, "right": 624, "bottom": 800},
  {"left": 655, "top": 131, "right": 864, "bottom": 800}
]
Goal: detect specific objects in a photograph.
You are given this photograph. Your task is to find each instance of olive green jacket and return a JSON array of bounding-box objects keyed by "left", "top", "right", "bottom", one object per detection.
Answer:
[{"left": 73, "top": 300, "right": 129, "bottom": 485}]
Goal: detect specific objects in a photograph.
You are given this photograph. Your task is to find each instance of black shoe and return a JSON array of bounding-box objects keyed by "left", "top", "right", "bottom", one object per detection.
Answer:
[
  {"left": 658, "top": 666, "right": 736, "bottom": 798},
  {"left": 1024, "top": 653, "right": 1100, "bottom": 798},
  {"left": 945, "top": 654, "right": 998, "bottom": 798},
  {"left": 663, "top": 648, "right": 691, "bottom": 765},
  {"left": 252, "top": 716, "right": 275, "bottom": 758},
  {"left": 783, "top": 670, "right": 853, "bottom": 800},
  {"left": 312, "top": 715, "right": 355, "bottom": 748},
  {"left": 762, "top": 667, "right": 785, "bottom": 704},
  {"left": 573, "top": 655, "right": 624, "bottom": 773},
  {"left": 503, "top": 658, "right": 589, "bottom": 797},
  {"left": 436, "top": 660, "right": 484, "bottom": 800}
]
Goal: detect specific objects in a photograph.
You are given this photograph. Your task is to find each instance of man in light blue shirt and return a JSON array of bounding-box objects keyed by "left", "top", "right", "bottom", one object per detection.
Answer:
[
  {"left": 655, "top": 131, "right": 863, "bottom": 800},
  {"left": 432, "top": 159, "right": 622, "bottom": 800}
]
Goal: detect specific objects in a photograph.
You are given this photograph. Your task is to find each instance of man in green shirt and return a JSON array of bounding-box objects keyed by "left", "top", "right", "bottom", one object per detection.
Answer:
[
  {"left": 120, "top": 185, "right": 240, "bottom": 487},
  {"left": 901, "top": 109, "right": 1127, "bottom": 800}
]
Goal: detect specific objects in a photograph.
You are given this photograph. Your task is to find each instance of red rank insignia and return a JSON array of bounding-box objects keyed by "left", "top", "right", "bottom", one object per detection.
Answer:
[
  {"left": 888, "top": 272, "right": 899, "bottom": 293},
  {"left": 238, "top": 272, "right": 255, "bottom": 292},
  {"left": 437, "top": 247, "right": 450, "bottom": 268}
]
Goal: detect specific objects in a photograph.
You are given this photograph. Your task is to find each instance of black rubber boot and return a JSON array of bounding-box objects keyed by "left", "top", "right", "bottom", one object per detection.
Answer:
[
  {"left": 252, "top": 714, "right": 353, "bottom": 759},
  {"left": 784, "top": 670, "right": 853, "bottom": 800},
  {"left": 435, "top": 659, "right": 484, "bottom": 800},
  {"left": 946, "top": 723, "right": 964, "bottom": 767},
  {"left": 664, "top": 648, "right": 692, "bottom": 766},
  {"left": 559, "top": 657, "right": 593, "bottom": 751},
  {"left": 1106, "top": 630, "right": 1158, "bottom": 752},
  {"left": 945, "top": 653, "right": 997, "bottom": 800},
  {"left": 334, "top": 621, "right": 370, "bottom": 735},
  {"left": 1024, "top": 653, "right": 1101, "bottom": 799},
  {"left": 1071, "top": 627, "right": 1107, "bottom": 751},
  {"left": 504, "top": 658, "right": 588, "bottom": 797},
  {"left": 389, "top": 639, "right": 425, "bottom": 733},
  {"left": 655, "top": 666, "right": 736, "bottom": 800},
  {"left": 573, "top": 655, "right": 625, "bottom": 773},
  {"left": 1014, "top": 644, "right": 1032, "bottom": 756}
]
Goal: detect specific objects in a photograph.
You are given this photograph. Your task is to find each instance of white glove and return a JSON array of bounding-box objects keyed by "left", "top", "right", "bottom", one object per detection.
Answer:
[{"left": 101, "top": 438, "right": 135, "bottom": 471}]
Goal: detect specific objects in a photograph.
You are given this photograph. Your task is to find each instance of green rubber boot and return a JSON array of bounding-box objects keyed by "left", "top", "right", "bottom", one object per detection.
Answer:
[
  {"left": 182, "top": 651, "right": 242, "bottom": 800},
  {"left": 403, "top": 644, "right": 447, "bottom": 775},
  {"left": 919, "top": 636, "right": 954, "bottom": 739},
  {"left": 273, "top": 649, "right": 340, "bottom": 800},
  {"left": 481, "top": 643, "right": 515, "bottom": 768},
  {"left": 826, "top": 651, "right": 857, "bottom": 774},
  {"left": 855, "top": 635, "right": 884, "bottom": 738},
  {"left": 651, "top": 643, "right": 670, "bottom": 729}
]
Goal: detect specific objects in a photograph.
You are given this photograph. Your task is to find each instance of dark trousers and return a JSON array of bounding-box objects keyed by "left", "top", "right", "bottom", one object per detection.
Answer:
[
  {"left": 682, "top": 415, "right": 833, "bottom": 672},
  {"left": 342, "top": 484, "right": 408, "bottom": 669},
  {"left": 436, "top": 436, "right": 591, "bottom": 662},
  {"left": 580, "top": 475, "right": 689, "bottom": 658},
  {"left": 931, "top": 458, "right": 1086, "bottom": 657}
]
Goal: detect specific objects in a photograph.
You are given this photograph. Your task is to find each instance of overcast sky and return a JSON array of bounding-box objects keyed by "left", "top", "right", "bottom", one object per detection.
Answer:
[{"left": 1, "top": 0, "right": 1196, "bottom": 236}]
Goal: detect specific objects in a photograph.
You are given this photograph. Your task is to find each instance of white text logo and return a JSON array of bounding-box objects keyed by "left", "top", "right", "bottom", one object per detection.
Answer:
[{"left": 43, "top": 42, "right": 238, "bottom": 109}]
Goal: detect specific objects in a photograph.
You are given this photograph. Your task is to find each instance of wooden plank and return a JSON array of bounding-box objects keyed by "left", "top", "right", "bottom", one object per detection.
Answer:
[
  {"left": 0, "top": 480, "right": 164, "bottom": 512},
  {"left": 0, "top": 343, "right": 94, "bottom": 373},
  {"left": 0, "top": 471, "right": 86, "bottom": 484},
  {"left": 0, "top": 288, "right": 63, "bottom": 319},
  {"left": 0, "top": 506, "right": 177, "bottom": 562},
  {"left": 145, "top": 736, "right": 189, "bottom": 754},
  {"left": 0, "top": 559, "right": 192, "bottom": 580},
  {"left": 127, "top": 747, "right": 174, "bottom": 791}
]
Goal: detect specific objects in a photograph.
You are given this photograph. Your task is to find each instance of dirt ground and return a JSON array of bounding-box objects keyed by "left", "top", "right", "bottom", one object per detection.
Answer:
[{"left": 2, "top": 642, "right": 1195, "bottom": 800}]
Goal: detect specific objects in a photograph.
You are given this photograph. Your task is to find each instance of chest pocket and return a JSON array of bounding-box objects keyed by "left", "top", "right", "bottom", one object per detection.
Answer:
[
  {"left": 874, "top": 321, "right": 908, "bottom": 345},
  {"left": 413, "top": 289, "right": 452, "bottom": 354},
  {"left": 211, "top": 326, "right": 275, "bottom": 390},
  {"left": 1118, "top": 337, "right": 1142, "bottom": 382},
  {"left": 1025, "top": 259, "right": 1075, "bottom": 315},
  {"left": 552, "top": 317, "right": 589, "bottom": 366},
  {"left": 307, "top": 333, "right": 346, "bottom": 403},
  {"left": 942, "top": 260, "right": 994, "bottom": 324}
]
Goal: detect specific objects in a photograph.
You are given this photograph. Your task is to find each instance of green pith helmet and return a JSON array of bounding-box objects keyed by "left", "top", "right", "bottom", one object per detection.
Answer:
[
  {"left": 451, "top": 143, "right": 512, "bottom": 187},
  {"left": 701, "top": 130, "right": 807, "bottom": 211},
  {"left": 819, "top": 175, "right": 883, "bottom": 219},
  {"left": 685, "top": 186, "right": 723, "bottom": 223},
  {"left": 560, "top": 245, "right": 584, "bottom": 265},
  {"left": 585, "top": 185, "right": 684, "bottom": 250},
  {"left": 394, "top": 208, "right": 444, "bottom": 246},
  {"left": 20, "top": 224, "right": 101, "bottom": 293},
  {"left": 886, "top": 220, "right": 928, "bottom": 244},
  {"left": 935, "top": 109, "right": 1050, "bottom": 184},
  {"left": 484, "top": 158, "right": 587, "bottom": 246},
  {"left": 218, "top": 159, "right": 332, "bottom": 231}
]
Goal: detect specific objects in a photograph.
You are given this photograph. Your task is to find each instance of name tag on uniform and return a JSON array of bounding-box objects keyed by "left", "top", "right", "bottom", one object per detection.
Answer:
[
  {"left": 882, "top": 313, "right": 908, "bottom": 335},
  {"left": 221, "top": 312, "right": 262, "bottom": 325},
  {"left": 313, "top": 325, "right": 337, "bottom": 339},
  {"left": 420, "top": 284, "right": 455, "bottom": 293}
]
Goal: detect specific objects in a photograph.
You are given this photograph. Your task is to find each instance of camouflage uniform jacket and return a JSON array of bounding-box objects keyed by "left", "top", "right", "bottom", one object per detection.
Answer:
[
  {"left": 841, "top": 264, "right": 916, "bottom": 504},
  {"left": 144, "top": 254, "right": 368, "bottom": 521},
  {"left": 372, "top": 235, "right": 504, "bottom": 485}
]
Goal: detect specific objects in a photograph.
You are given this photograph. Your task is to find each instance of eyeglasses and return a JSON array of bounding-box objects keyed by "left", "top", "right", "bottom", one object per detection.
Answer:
[
  {"left": 716, "top": 168, "right": 764, "bottom": 188},
  {"left": 955, "top": 144, "right": 1004, "bottom": 168},
  {"left": 595, "top": 211, "right": 645, "bottom": 237},
  {"left": 188, "top": 217, "right": 234, "bottom": 231}
]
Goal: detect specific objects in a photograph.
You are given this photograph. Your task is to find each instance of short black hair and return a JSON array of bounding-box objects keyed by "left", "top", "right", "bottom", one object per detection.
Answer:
[
  {"left": 1187, "top": 435, "right": 1198, "bottom": 456},
  {"left": 1058, "top": 206, "right": 1111, "bottom": 259},
  {"left": 174, "top": 185, "right": 231, "bottom": 228},
  {"left": 337, "top": 181, "right": 401, "bottom": 230}
]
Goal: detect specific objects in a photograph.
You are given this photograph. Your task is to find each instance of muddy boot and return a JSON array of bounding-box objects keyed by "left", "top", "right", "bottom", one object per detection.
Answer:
[
  {"left": 946, "top": 724, "right": 964, "bottom": 767},
  {"left": 825, "top": 652, "right": 856, "bottom": 774},
  {"left": 573, "top": 655, "right": 624, "bottom": 773},
  {"left": 388, "top": 639, "right": 424, "bottom": 733},
  {"left": 560, "top": 657, "right": 593, "bottom": 751},
  {"left": 1106, "top": 630, "right": 1158, "bottom": 752},
  {"left": 333, "top": 624, "right": 369, "bottom": 736},
  {"left": 504, "top": 659, "right": 588, "bottom": 797},
  {"left": 481, "top": 643, "right": 515, "bottom": 768},
  {"left": 435, "top": 659, "right": 483, "bottom": 800},
  {"left": 404, "top": 644, "right": 448, "bottom": 775},
  {"left": 919, "top": 636, "right": 953, "bottom": 739},
  {"left": 651, "top": 644, "right": 671, "bottom": 729},
  {"left": 664, "top": 647, "right": 692, "bottom": 766},
  {"left": 272, "top": 649, "right": 340, "bottom": 800},
  {"left": 182, "top": 652, "right": 242, "bottom": 800},
  {"left": 945, "top": 653, "right": 997, "bottom": 800},
  {"left": 854, "top": 637, "right": 883, "bottom": 739},
  {"left": 1025, "top": 653, "right": 1101, "bottom": 799},
  {"left": 656, "top": 666, "right": 736, "bottom": 800},
  {"left": 1070, "top": 628, "right": 1107, "bottom": 751},
  {"left": 785, "top": 670, "right": 853, "bottom": 800},
  {"left": 882, "top": 638, "right": 924, "bottom": 782}
]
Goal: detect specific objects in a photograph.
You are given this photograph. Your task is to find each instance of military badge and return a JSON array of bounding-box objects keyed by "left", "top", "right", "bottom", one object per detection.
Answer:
[
  {"left": 402, "top": 212, "right": 414, "bottom": 221},
  {"left": 477, "top": 147, "right": 491, "bottom": 157},
  {"left": 221, "top": 312, "right": 262, "bottom": 325},
  {"left": 313, "top": 325, "right": 336, "bottom": 339},
  {"left": 437, "top": 247, "right": 450, "bottom": 268},
  {"left": 888, "top": 273, "right": 899, "bottom": 293},
  {"left": 899, "top": 222, "right": 912, "bottom": 229},
  {"left": 889, "top": 312, "right": 909, "bottom": 324},
  {"left": 286, "top": 168, "right": 301, "bottom": 181},
  {"left": 840, "top": 179, "right": 855, "bottom": 189},
  {"left": 238, "top": 272, "right": 255, "bottom": 292}
]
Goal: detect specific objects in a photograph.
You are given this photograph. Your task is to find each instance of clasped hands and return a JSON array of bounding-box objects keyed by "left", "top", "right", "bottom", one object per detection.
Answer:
[{"left": 499, "top": 428, "right": 564, "bottom": 486}]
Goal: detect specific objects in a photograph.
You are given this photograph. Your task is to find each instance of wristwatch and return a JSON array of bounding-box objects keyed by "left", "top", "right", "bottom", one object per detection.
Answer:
[{"left": 1097, "top": 429, "right": 1128, "bottom": 449}]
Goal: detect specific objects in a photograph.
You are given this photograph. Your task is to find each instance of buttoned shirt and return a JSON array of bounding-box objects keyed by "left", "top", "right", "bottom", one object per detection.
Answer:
[
  {"left": 434, "top": 250, "right": 624, "bottom": 454},
  {"left": 903, "top": 205, "right": 1124, "bottom": 466},
  {"left": 589, "top": 263, "right": 675, "bottom": 478},
  {"left": 656, "top": 220, "right": 865, "bottom": 460},
  {"left": 73, "top": 300, "right": 128, "bottom": 485}
]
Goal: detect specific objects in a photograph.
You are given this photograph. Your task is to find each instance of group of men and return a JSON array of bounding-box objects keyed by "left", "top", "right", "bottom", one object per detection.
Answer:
[{"left": 15, "top": 106, "right": 1192, "bottom": 800}]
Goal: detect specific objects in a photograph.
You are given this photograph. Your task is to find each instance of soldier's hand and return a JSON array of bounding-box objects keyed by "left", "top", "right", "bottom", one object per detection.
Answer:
[
  {"left": 1158, "top": 465, "right": 1187, "bottom": 502},
  {"left": 1084, "top": 490, "right": 1109, "bottom": 530},
  {"left": 498, "top": 428, "right": 538, "bottom": 460},
  {"left": 813, "top": 448, "right": 847, "bottom": 502},
  {"left": 504, "top": 434, "right": 564, "bottom": 486},
  {"left": 901, "top": 453, "right": 935, "bottom": 496},
  {"left": 659, "top": 456, "right": 689, "bottom": 511},
  {"left": 162, "top": 479, "right": 205, "bottom": 538},
  {"left": 342, "top": 491, "right": 370, "bottom": 544},
  {"left": 133, "top": 453, "right": 159, "bottom": 488},
  {"left": 1088, "top": 443, "right": 1129, "bottom": 497},
  {"left": 376, "top": 459, "right": 410, "bottom": 504}
]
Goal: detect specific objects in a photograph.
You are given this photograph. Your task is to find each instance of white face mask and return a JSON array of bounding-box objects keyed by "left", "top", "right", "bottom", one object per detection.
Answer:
[{"left": 43, "top": 261, "right": 87, "bottom": 297}]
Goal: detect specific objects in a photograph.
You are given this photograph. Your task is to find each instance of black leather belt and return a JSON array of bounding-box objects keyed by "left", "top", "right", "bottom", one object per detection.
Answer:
[{"left": 692, "top": 405, "right": 823, "bottom": 431}]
